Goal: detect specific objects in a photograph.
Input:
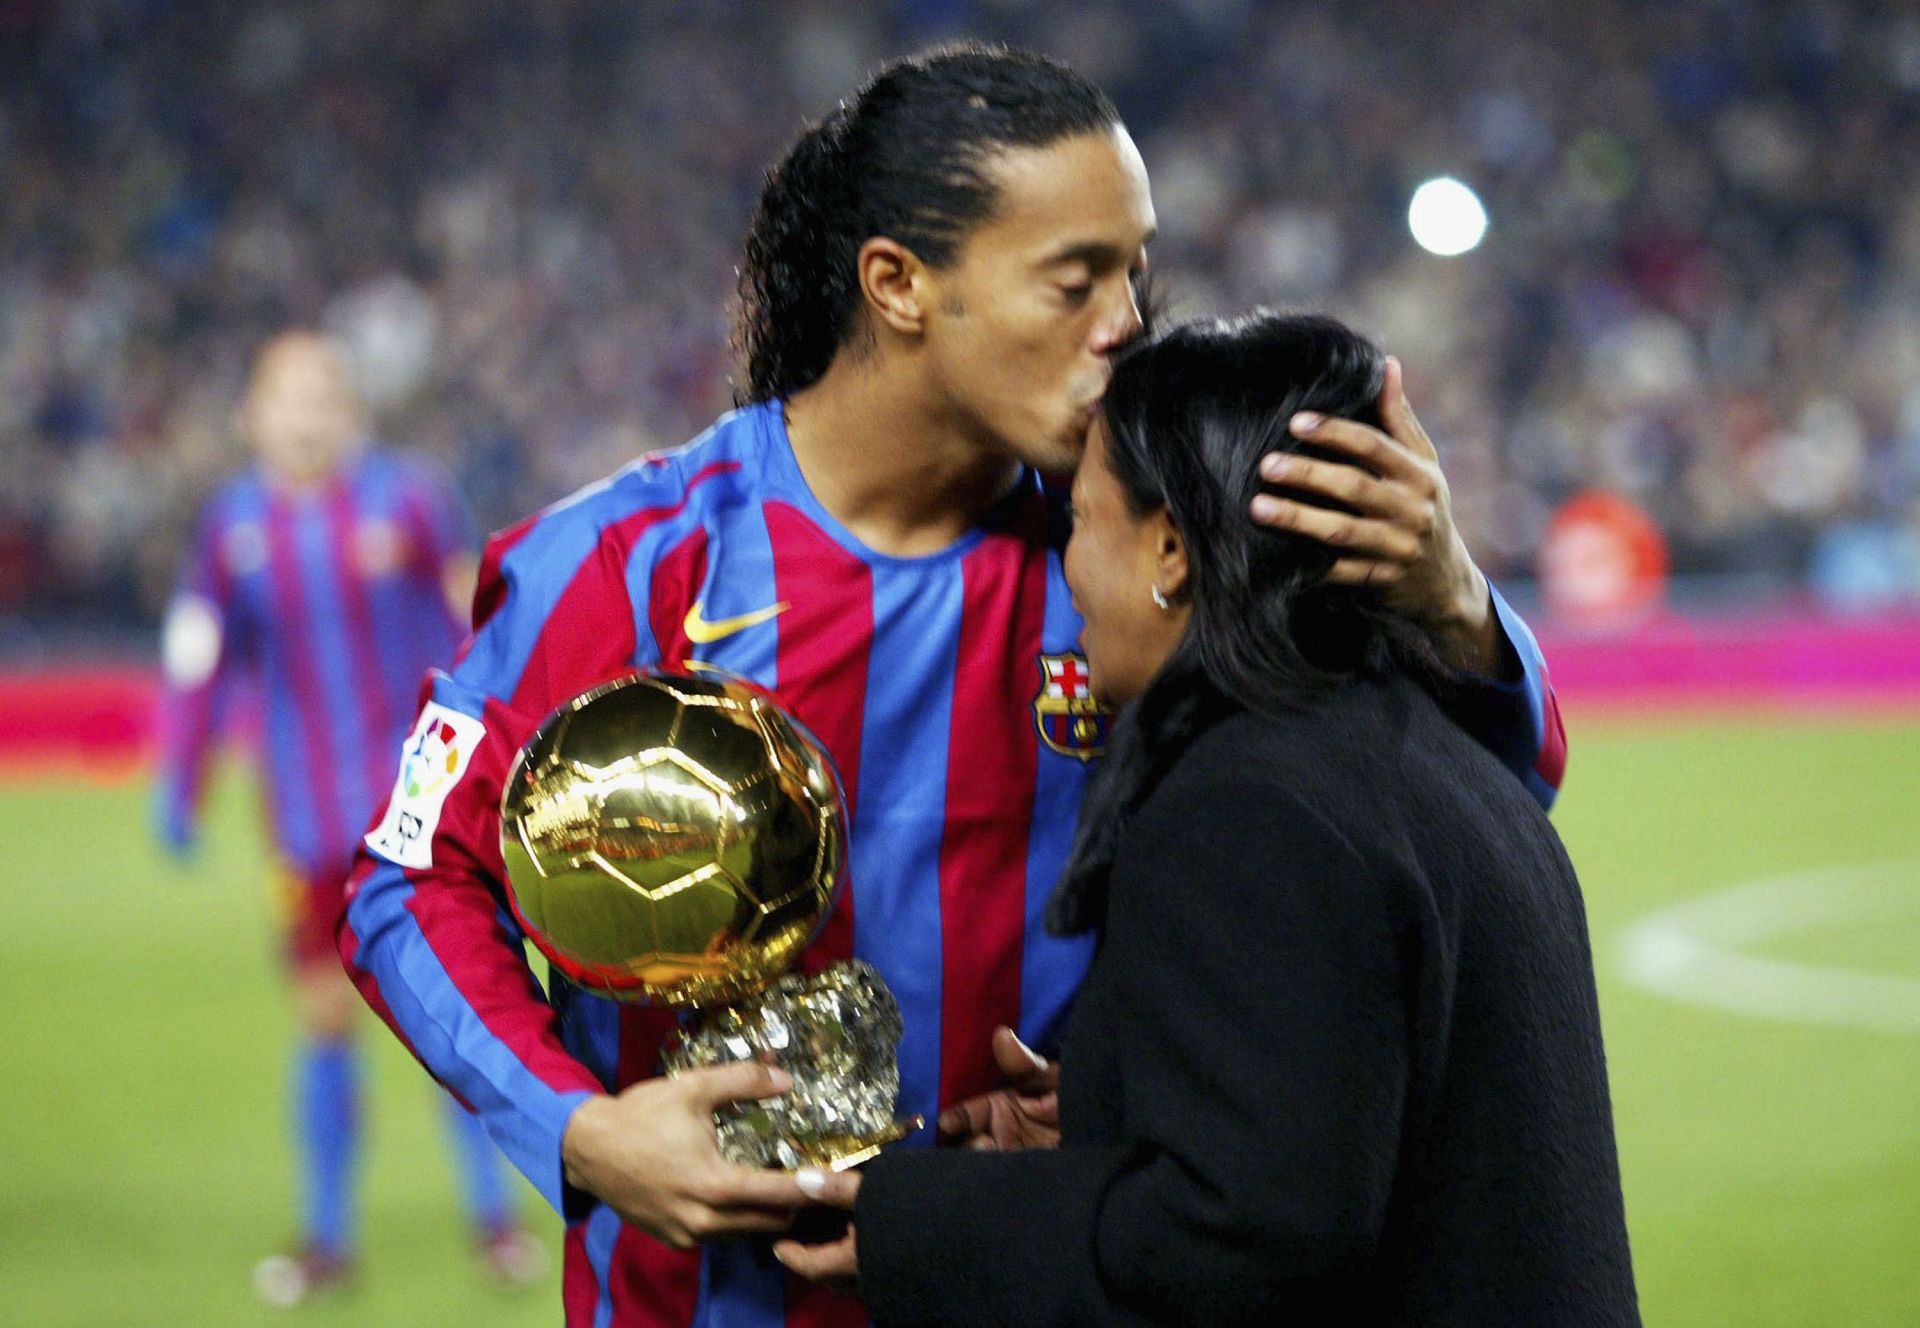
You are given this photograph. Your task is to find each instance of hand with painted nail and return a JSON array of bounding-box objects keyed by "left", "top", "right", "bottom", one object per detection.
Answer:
[
  {"left": 559, "top": 1062, "right": 813, "bottom": 1249},
  {"left": 1250, "top": 356, "right": 1508, "bottom": 677},
  {"left": 935, "top": 1026, "right": 1062, "bottom": 1153},
  {"left": 773, "top": 1168, "right": 863, "bottom": 1293}
]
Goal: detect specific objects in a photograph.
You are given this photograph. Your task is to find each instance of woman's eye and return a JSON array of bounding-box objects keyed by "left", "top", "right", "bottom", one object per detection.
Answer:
[{"left": 1058, "top": 283, "right": 1093, "bottom": 305}]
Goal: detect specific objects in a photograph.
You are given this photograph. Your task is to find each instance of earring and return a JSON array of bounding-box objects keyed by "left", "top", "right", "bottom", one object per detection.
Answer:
[{"left": 1150, "top": 584, "right": 1171, "bottom": 610}]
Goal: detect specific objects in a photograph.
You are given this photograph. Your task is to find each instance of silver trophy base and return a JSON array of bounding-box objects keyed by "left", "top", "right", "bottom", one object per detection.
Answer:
[{"left": 661, "top": 959, "right": 921, "bottom": 1170}]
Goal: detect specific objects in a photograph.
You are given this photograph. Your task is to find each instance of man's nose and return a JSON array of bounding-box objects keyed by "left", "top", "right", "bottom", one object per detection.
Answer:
[{"left": 1091, "top": 282, "right": 1145, "bottom": 355}]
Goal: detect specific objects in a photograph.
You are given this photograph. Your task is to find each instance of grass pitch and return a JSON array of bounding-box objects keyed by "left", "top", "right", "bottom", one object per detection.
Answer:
[{"left": 1, "top": 712, "right": 1916, "bottom": 1325}]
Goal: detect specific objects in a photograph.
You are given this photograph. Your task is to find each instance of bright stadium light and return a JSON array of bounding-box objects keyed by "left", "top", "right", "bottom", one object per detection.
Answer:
[{"left": 1408, "top": 176, "right": 1489, "bottom": 256}]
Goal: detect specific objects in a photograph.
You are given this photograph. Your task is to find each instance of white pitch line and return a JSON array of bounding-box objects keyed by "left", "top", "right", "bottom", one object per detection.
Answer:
[{"left": 1617, "top": 860, "right": 1920, "bottom": 1035}]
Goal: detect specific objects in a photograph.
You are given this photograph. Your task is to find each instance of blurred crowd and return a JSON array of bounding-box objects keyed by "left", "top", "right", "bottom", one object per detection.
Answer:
[{"left": 4, "top": 0, "right": 1920, "bottom": 640}]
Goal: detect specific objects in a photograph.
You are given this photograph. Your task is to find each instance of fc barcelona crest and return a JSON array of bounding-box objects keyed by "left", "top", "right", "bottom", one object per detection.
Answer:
[{"left": 1034, "top": 653, "right": 1112, "bottom": 761}]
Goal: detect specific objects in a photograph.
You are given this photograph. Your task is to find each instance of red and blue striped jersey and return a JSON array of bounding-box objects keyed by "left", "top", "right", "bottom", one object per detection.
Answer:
[
  {"left": 155, "top": 451, "right": 474, "bottom": 877},
  {"left": 340, "top": 401, "right": 1565, "bottom": 1328}
]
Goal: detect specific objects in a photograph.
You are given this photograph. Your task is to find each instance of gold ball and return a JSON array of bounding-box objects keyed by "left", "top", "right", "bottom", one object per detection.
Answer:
[{"left": 499, "top": 669, "right": 845, "bottom": 1005}]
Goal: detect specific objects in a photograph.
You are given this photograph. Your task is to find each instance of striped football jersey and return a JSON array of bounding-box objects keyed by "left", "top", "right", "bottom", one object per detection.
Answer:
[{"left": 155, "top": 450, "right": 475, "bottom": 876}]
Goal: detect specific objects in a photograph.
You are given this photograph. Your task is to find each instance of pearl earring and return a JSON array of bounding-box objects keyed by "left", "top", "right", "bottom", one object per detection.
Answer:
[{"left": 1150, "top": 584, "right": 1171, "bottom": 610}]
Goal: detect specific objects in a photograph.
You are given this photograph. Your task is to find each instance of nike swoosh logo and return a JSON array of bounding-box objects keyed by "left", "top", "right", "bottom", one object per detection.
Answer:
[{"left": 683, "top": 599, "right": 790, "bottom": 644}]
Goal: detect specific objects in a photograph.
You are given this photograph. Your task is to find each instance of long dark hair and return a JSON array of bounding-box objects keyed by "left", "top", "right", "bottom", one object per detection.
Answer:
[
  {"left": 1049, "top": 311, "right": 1444, "bottom": 934},
  {"left": 1102, "top": 310, "right": 1445, "bottom": 710},
  {"left": 733, "top": 43, "right": 1119, "bottom": 404}
]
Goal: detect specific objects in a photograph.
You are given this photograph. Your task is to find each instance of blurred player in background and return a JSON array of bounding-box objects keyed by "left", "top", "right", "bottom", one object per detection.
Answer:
[
  {"left": 154, "top": 331, "right": 544, "bottom": 1306},
  {"left": 339, "top": 45, "right": 1568, "bottom": 1328}
]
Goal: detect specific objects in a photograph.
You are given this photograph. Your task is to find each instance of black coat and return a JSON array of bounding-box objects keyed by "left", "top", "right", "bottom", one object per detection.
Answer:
[{"left": 856, "top": 673, "right": 1638, "bottom": 1327}]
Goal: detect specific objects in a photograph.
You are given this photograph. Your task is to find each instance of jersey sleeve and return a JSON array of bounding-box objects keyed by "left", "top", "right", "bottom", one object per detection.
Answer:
[
  {"left": 152, "top": 502, "right": 242, "bottom": 854},
  {"left": 1449, "top": 582, "right": 1567, "bottom": 811},
  {"left": 338, "top": 517, "right": 650, "bottom": 1213}
]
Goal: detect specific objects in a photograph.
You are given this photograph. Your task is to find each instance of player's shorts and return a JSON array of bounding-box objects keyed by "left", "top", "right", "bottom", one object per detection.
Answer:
[{"left": 271, "top": 859, "right": 349, "bottom": 970}]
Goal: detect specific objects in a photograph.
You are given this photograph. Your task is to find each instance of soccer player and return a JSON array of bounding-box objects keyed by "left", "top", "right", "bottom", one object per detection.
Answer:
[
  {"left": 155, "top": 331, "right": 544, "bottom": 1305},
  {"left": 341, "top": 46, "right": 1568, "bottom": 1327}
]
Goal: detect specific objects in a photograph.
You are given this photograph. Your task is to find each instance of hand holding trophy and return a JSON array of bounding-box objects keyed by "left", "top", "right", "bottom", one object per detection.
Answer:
[{"left": 500, "top": 669, "right": 918, "bottom": 1171}]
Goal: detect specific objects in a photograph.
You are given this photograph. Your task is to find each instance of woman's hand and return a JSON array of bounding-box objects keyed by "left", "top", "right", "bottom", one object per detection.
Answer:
[
  {"left": 937, "top": 1026, "right": 1061, "bottom": 1152},
  {"left": 1249, "top": 356, "right": 1509, "bottom": 678},
  {"left": 775, "top": 1026, "right": 1061, "bottom": 1292}
]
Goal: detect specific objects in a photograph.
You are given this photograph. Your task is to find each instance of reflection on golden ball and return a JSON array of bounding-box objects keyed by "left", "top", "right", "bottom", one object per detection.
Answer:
[{"left": 499, "top": 669, "right": 845, "bottom": 1006}]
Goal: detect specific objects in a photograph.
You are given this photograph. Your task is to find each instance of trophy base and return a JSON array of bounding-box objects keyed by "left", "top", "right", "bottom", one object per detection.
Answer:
[
  {"left": 661, "top": 959, "right": 919, "bottom": 1170},
  {"left": 793, "top": 1116, "right": 924, "bottom": 1173}
]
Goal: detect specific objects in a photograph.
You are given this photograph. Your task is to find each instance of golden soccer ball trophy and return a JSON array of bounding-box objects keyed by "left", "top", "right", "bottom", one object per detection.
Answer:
[{"left": 499, "top": 668, "right": 916, "bottom": 1169}]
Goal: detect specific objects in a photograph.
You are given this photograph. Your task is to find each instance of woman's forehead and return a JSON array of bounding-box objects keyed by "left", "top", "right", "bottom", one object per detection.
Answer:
[{"left": 1073, "top": 417, "right": 1114, "bottom": 489}]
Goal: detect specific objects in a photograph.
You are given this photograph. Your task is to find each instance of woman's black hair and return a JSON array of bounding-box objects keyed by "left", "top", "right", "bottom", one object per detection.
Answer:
[
  {"left": 1100, "top": 309, "right": 1446, "bottom": 711},
  {"left": 1049, "top": 310, "right": 1446, "bottom": 934},
  {"left": 734, "top": 42, "right": 1120, "bottom": 404}
]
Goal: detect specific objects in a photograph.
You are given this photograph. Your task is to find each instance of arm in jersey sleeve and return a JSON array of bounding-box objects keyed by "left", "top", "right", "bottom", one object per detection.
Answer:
[
  {"left": 339, "top": 525, "right": 649, "bottom": 1213},
  {"left": 1445, "top": 581, "right": 1567, "bottom": 811},
  {"left": 153, "top": 506, "right": 242, "bottom": 855}
]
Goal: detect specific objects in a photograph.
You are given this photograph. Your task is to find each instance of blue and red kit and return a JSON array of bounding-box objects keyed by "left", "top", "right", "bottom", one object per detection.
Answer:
[
  {"left": 156, "top": 450, "right": 474, "bottom": 951},
  {"left": 341, "top": 401, "right": 1567, "bottom": 1327}
]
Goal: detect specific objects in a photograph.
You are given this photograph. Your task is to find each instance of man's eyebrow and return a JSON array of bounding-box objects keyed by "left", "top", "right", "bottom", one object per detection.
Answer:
[
  {"left": 1040, "top": 241, "right": 1120, "bottom": 270},
  {"left": 1040, "top": 232, "right": 1156, "bottom": 270}
]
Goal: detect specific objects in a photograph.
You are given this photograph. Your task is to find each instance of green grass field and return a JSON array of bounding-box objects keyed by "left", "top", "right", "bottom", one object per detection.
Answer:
[{"left": 3, "top": 713, "right": 1917, "bottom": 1325}]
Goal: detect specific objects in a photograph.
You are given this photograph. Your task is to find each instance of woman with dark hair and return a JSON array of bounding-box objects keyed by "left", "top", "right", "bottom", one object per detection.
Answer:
[{"left": 779, "top": 312, "right": 1639, "bottom": 1326}]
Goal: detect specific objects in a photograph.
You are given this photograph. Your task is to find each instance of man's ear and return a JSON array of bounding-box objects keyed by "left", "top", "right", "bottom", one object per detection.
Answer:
[
  {"left": 1154, "top": 510, "right": 1190, "bottom": 601},
  {"left": 856, "top": 237, "right": 928, "bottom": 336}
]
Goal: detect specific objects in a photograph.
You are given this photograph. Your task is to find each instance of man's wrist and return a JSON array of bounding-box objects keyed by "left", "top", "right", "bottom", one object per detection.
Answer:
[
  {"left": 1432, "top": 561, "right": 1506, "bottom": 678},
  {"left": 1439, "top": 546, "right": 1490, "bottom": 630},
  {"left": 561, "top": 1092, "right": 614, "bottom": 1190}
]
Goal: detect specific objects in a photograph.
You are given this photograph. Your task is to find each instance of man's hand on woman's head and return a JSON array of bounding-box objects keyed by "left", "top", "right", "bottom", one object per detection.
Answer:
[{"left": 1249, "top": 355, "right": 1510, "bottom": 679}]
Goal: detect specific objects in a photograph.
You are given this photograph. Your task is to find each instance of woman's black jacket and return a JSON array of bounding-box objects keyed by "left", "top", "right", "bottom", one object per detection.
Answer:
[{"left": 855, "top": 672, "right": 1639, "bottom": 1327}]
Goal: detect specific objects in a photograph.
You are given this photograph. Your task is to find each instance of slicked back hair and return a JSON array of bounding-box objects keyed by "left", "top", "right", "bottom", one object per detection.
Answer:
[{"left": 734, "top": 42, "right": 1120, "bottom": 404}]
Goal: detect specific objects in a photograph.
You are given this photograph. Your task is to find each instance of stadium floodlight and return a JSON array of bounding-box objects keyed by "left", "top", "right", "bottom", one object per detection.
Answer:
[{"left": 1408, "top": 176, "right": 1489, "bottom": 256}]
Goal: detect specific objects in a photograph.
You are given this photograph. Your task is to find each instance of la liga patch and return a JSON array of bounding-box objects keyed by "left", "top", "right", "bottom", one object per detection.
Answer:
[{"left": 366, "top": 702, "right": 486, "bottom": 869}]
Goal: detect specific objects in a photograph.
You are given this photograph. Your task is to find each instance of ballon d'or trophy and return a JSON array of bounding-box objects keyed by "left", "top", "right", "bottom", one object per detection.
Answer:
[{"left": 499, "top": 669, "right": 918, "bottom": 1170}]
